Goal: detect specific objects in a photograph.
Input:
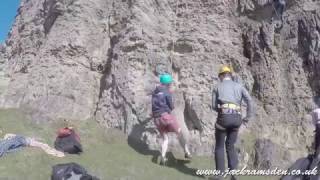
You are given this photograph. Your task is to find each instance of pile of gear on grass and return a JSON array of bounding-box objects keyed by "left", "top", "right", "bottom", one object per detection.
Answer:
[{"left": 0, "top": 126, "right": 99, "bottom": 180}]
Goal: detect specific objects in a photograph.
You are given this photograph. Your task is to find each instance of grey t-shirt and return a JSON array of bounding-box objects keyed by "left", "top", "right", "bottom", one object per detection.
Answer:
[{"left": 212, "top": 79, "right": 254, "bottom": 119}]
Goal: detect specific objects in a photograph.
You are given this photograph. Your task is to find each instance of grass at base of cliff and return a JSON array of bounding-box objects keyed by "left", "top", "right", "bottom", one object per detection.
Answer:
[{"left": 0, "top": 109, "right": 275, "bottom": 180}]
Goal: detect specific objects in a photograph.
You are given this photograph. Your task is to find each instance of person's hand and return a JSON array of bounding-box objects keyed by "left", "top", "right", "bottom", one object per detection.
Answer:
[{"left": 169, "top": 84, "right": 175, "bottom": 93}]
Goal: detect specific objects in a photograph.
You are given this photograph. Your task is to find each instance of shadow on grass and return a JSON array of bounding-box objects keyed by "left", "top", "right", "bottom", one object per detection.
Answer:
[{"left": 128, "top": 124, "right": 205, "bottom": 179}]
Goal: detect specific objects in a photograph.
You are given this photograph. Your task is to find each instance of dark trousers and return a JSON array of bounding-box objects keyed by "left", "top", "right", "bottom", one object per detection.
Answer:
[
  {"left": 315, "top": 124, "right": 320, "bottom": 155},
  {"left": 274, "top": 1, "right": 285, "bottom": 19},
  {"left": 307, "top": 124, "right": 320, "bottom": 175},
  {"left": 215, "top": 113, "right": 242, "bottom": 172}
]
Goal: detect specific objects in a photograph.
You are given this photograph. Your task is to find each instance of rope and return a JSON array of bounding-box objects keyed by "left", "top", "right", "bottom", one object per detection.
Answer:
[
  {"left": 272, "top": 2, "right": 281, "bottom": 20},
  {"left": 169, "top": 0, "right": 179, "bottom": 71},
  {"left": 271, "top": 1, "right": 284, "bottom": 29},
  {"left": 170, "top": 0, "right": 189, "bottom": 70}
]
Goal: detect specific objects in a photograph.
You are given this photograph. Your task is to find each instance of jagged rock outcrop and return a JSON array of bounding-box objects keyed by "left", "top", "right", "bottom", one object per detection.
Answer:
[{"left": 0, "top": 0, "right": 320, "bottom": 169}]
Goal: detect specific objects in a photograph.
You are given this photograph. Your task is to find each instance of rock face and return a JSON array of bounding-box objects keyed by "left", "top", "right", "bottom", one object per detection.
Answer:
[
  {"left": 254, "top": 138, "right": 288, "bottom": 170},
  {"left": 0, "top": 0, "right": 320, "bottom": 168}
]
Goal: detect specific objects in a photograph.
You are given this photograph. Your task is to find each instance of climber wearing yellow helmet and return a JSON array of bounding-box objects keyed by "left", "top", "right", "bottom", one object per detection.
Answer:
[
  {"left": 218, "top": 66, "right": 232, "bottom": 75},
  {"left": 211, "top": 65, "right": 254, "bottom": 180}
]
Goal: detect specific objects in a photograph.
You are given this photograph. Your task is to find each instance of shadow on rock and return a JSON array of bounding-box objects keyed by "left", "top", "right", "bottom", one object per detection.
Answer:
[
  {"left": 127, "top": 124, "right": 204, "bottom": 179},
  {"left": 165, "top": 152, "right": 204, "bottom": 179},
  {"left": 127, "top": 124, "right": 159, "bottom": 163}
]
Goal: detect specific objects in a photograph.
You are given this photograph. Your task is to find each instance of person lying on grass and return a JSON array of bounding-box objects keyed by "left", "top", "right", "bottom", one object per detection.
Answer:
[{"left": 0, "top": 133, "right": 64, "bottom": 158}]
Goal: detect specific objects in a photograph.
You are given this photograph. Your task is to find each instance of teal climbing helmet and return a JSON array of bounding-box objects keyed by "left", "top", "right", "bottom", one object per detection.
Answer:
[{"left": 160, "top": 74, "right": 173, "bottom": 84}]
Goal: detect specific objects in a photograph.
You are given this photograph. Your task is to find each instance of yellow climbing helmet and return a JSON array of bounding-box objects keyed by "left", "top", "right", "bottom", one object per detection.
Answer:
[{"left": 219, "top": 65, "right": 232, "bottom": 75}]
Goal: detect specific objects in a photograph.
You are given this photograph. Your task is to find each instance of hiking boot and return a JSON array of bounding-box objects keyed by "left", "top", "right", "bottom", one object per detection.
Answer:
[
  {"left": 185, "top": 153, "right": 192, "bottom": 159},
  {"left": 160, "top": 156, "right": 167, "bottom": 166}
]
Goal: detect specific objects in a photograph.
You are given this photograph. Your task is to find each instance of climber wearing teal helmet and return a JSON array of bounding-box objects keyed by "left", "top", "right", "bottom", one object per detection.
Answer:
[
  {"left": 151, "top": 73, "right": 191, "bottom": 165},
  {"left": 153, "top": 74, "right": 174, "bottom": 117},
  {"left": 159, "top": 74, "right": 173, "bottom": 84}
]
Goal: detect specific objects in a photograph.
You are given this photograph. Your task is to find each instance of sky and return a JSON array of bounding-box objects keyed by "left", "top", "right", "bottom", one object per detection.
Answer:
[{"left": 0, "top": 0, "right": 21, "bottom": 43}]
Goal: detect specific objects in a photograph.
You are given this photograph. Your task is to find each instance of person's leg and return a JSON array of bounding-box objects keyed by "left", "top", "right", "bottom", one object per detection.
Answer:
[
  {"left": 166, "top": 113, "right": 192, "bottom": 159},
  {"left": 173, "top": 112, "right": 191, "bottom": 158},
  {"left": 215, "top": 128, "right": 226, "bottom": 172},
  {"left": 177, "top": 132, "right": 191, "bottom": 158},
  {"left": 160, "top": 133, "right": 169, "bottom": 164},
  {"left": 27, "top": 138, "right": 64, "bottom": 157},
  {"left": 308, "top": 126, "right": 320, "bottom": 177},
  {"left": 315, "top": 124, "right": 320, "bottom": 156},
  {"left": 279, "top": 4, "right": 284, "bottom": 20},
  {"left": 275, "top": 4, "right": 280, "bottom": 15},
  {"left": 272, "top": 1, "right": 281, "bottom": 23},
  {"left": 226, "top": 128, "right": 239, "bottom": 170}
]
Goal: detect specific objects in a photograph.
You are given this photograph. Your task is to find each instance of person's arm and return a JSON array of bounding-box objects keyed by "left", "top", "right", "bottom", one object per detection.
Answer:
[
  {"left": 313, "top": 109, "right": 320, "bottom": 125},
  {"left": 212, "top": 88, "right": 219, "bottom": 112},
  {"left": 166, "top": 93, "right": 174, "bottom": 110},
  {"left": 241, "top": 87, "right": 254, "bottom": 120},
  {"left": 311, "top": 110, "right": 316, "bottom": 126}
]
